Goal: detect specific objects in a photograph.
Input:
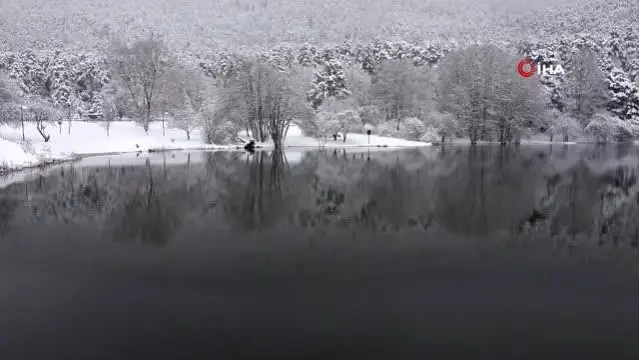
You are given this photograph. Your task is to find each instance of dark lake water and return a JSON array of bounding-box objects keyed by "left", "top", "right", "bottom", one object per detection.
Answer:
[{"left": 3, "top": 145, "right": 639, "bottom": 359}]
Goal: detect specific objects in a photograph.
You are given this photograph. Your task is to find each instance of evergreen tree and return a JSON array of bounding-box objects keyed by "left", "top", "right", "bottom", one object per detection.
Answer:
[
  {"left": 606, "top": 67, "right": 639, "bottom": 132},
  {"left": 308, "top": 59, "right": 351, "bottom": 110},
  {"left": 622, "top": 27, "right": 639, "bottom": 81},
  {"left": 530, "top": 49, "right": 567, "bottom": 112}
]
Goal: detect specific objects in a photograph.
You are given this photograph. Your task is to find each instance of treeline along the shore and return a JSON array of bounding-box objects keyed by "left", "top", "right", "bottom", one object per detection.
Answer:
[{"left": 0, "top": 0, "right": 637, "bottom": 148}]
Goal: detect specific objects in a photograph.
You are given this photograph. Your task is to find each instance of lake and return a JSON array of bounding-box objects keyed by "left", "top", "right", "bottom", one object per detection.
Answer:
[{"left": 2, "top": 145, "right": 639, "bottom": 359}]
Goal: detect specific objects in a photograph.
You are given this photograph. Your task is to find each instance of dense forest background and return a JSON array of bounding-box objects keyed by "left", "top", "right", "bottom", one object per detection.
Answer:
[{"left": 0, "top": 0, "right": 637, "bottom": 146}]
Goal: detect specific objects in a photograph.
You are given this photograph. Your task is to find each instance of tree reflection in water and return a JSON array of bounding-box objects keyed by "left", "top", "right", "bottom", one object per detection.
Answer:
[
  {"left": 110, "top": 160, "right": 182, "bottom": 246},
  {"left": 216, "top": 149, "right": 293, "bottom": 231},
  {"left": 2, "top": 146, "right": 639, "bottom": 250}
]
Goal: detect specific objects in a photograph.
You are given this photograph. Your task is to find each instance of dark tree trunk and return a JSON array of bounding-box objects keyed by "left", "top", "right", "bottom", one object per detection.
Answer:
[
  {"left": 35, "top": 118, "right": 50, "bottom": 142},
  {"left": 145, "top": 104, "right": 151, "bottom": 133}
]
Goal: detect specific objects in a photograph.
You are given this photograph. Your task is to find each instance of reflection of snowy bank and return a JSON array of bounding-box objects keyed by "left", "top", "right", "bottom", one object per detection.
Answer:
[{"left": 4, "top": 141, "right": 639, "bottom": 251}]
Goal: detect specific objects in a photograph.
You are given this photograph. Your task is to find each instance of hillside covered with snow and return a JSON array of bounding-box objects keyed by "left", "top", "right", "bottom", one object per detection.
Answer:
[{"left": 0, "top": 0, "right": 635, "bottom": 52}]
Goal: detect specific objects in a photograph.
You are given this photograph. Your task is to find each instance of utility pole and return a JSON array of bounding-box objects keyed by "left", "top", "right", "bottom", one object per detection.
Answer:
[
  {"left": 163, "top": 112, "right": 168, "bottom": 136},
  {"left": 20, "top": 106, "right": 26, "bottom": 141}
]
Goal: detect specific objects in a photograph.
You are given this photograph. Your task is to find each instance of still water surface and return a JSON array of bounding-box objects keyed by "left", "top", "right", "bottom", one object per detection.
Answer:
[{"left": 2, "top": 145, "right": 639, "bottom": 358}]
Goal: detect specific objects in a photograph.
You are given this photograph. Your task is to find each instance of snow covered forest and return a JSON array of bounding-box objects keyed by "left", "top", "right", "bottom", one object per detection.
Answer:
[{"left": 0, "top": 0, "right": 638, "bottom": 148}]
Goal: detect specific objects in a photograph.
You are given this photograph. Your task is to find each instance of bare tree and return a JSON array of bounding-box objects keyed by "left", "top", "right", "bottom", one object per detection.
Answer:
[
  {"left": 493, "top": 66, "right": 545, "bottom": 144},
  {"left": 27, "top": 100, "right": 62, "bottom": 142},
  {"left": 547, "top": 110, "right": 581, "bottom": 142},
  {"left": 101, "top": 92, "right": 118, "bottom": 136},
  {"left": 370, "top": 59, "right": 433, "bottom": 129},
  {"left": 566, "top": 48, "right": 608, "bottom": 126},
  {"left": 313, "top": 112, "right": 341, "bottom": 141},
  {"left": 424, "top": 111, "right": 459, "bottom": 144},
  {"left": 102, "top": 81, "right": 131, "bottom": 121},
  {"left": 236, "top": 59, "right": 271, "bottom": 141},
  {"left": 220, "top": 59, "right": 311, "bottom": 148},
  {"left": 164, "top": 68, "right": 209, "bottom": 140},
  {"left": 345, "top": 65, "right": 372, "bottom": 106},
  {"left": 171, "top": 92, "right": 203, "bottom": 140},
  {"left": 439, "top": 45, "right": 545, "bottom": 145},
  {"left": 335, "top": 110, "right": 362, "bottom": 142},
  {"left": 110, "top": 33, "right": 173, "bottom": 133},
  {"left": 263, "top": 68, "right": 308, "bottom": 147}
]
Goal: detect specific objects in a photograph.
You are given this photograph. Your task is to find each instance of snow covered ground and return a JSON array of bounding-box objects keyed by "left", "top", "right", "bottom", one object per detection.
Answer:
[
  {"left": 249, "top": 123, "right": 431, "bottom": 148},
  {"left": 0, "top": 138, "right": 40, "bottom": 170},
  {"left": 0, "top": 121, "right": 431, "bottom": 173},
  {"left": 0, "top": 121, "right": 225, "bottom": 172}
]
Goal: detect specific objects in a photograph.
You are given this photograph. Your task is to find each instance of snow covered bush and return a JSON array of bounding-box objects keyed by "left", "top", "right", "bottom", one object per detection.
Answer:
[
  {"left": 295, "top": 114, "right": 321, "bottom": 138},
  {"left": 171, "top": 97, "right": 203, "bottom": 140},
  {"left": 419, "top": 126, "right": 440, "bottom": 144},
  {"left": 547, "top": 111, "right": 582, "bottom": 142},
  {"left": 204, "top": 121, "right": 239, "bottom": 145},
  {"left": 585, "top": 112, "right": 633, "bottom": 143},
  {"left": 585, "top": 117, "right": 614, "bottom": 143},
  {"left": 423, "top": 111, "right": 458, "bottom": 143},
  {"left": 401, "top": 117, "right": 426, "bottom": 140},
  {"left": 309, "top": 112, "right": 341, "bottom": 140},
  {"left": 314, "top": 97, "right": 362, "bottom": 141},
  {"left": 612, "top": 117, "right": 635, "bottom": 142},
  {"left": 334, "top": 110, "right": 362, "bottom": 142},
  {"left": 359, "top": 105, "right": 381, "bottom": 126},
  {"left": 376, "top": 120, "right": 399, "bottom": 137},
  {"left": 376, "top": 117, "right": 425, "bottom": 140}
]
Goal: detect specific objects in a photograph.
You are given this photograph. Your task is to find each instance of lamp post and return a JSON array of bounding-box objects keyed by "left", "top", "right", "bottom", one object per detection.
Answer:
[
  {"left": 20, "top": 106, "right": 27, "bottom": 141},
  {"left": 364, "top": 123, "right": 374, "bottom": 145},
  {"left": 163, "top": 112, "right": 168, "bottom": 136}
]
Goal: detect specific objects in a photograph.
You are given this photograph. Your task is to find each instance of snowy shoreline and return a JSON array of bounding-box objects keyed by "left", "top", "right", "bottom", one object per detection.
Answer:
[
  {"left": 0, "top": 142, "right": 432, "bottom": 176},
  {"left": 4, "top": 119, "right": 630, "bottom": 177},
  {"left": 0, "top": 121, "right": 432, "bottom": 176}
]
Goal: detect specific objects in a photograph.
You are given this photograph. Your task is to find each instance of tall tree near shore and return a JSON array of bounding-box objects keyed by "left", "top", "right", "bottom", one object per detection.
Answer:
[
  {"left": 370, "top": 59, "right": 432, "bottom": 129},
  {"left": 438, "top": 45, "right": 545, "bottom": 144},
  {"left": 308, "top": 58, "right": 350, "bottom": 110},
  {"left": 565, "top": 48, "right": 608, "bottom": 126},
  {"left": 110, "top": 33, "right": 173, "bottom": 133},
  {"left": 163, "top": 68, "right": 209, "bottom": 140},
  {"left": 218, "top": 59, "right": 310, "bottom": 148}
]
